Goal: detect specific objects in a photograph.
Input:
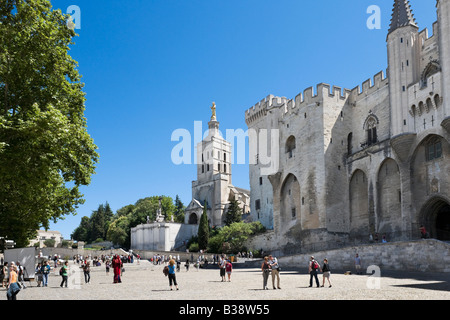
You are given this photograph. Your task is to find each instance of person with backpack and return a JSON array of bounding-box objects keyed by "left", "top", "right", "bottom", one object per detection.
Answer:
[
  {"left": 60, "top": 261, "right": 69, "bottom": 288},
  {"left": 308, "top": 256, "right": 321, "bottom": 288},
  {"left": 41, "top": 261, "right": 51, "bottom": 287},
  {"left": 167, "top": 258, "right": 179, "bottom": 290}
]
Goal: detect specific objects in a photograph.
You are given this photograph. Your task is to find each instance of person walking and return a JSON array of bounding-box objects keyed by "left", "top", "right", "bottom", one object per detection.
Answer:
[
  {"left": 354, "top": 253, "right": 362, "bottom": 275},
  {"left": 168, "top": 258, "right": 179, "bottom": 290},
  {"left": 41, "top": 260, "right": 52, "bottom": 287},
  {"left": 321, "top": 258, "right": 332, "bottom": 288},
  {"left": 185, "top": 259, "right": 190, "bottom": 271},
  {"left": 105, "top": 259, "right": 111, "bottom": 275},
  {"left": 219, "top": 256, "right": 226, "bottom": 282},
  {"left": 269, "top": 255, "right": 281, "bottom": 289},
  {"left": 261, "top": 256, "right": 271, "bottom": 290},
  {"left": 35, "top": 263, "right": 43, "bottom": 287},
  {"left": 16, "top": 262, "right": 27, "bottom": 289},
  {"left": 112, "top": 255, "right": 123, "bottom": 283},
  {"left": 6, "top": 262, "right": 21, "bottom": 300},
  {"left": 225, "top": 259, "right": 233, "bottom": 282},
  {"left": 308, "top": 256, "right": 321, "bottom": 288},
  {"left": 60, "top": 261, "right": 69, "bottom": 288},
  {"left": 83, "top": 261, "right": 91, "bottom": 284},
  {"left": 41, "top": 261, "right": 51, "bottom": 287},
  {"left": 1, "top": 262, "right": 8, "bottom": 288}
]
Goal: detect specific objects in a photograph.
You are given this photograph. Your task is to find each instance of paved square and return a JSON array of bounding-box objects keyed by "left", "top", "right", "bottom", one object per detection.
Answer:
[{"left": 3, "top": 260, "right": 450, "bottom": 300}]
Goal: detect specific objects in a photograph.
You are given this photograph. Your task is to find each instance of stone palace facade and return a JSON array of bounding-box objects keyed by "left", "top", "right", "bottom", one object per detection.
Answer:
[{"left": 246, "top": 0, "right": 450, "bottom": 254}]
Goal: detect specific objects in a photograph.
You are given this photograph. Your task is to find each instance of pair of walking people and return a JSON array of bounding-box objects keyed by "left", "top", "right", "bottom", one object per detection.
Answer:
[
  {"left": 309, "top": 256, "right": 332, "bottom": 288},
  {"left": 261, "top": 255, "right": 281, "bottom": 290}
]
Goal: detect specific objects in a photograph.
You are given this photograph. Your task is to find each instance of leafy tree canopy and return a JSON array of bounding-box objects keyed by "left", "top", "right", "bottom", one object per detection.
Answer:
[{"left": 0, "top": 0, "right": 98, "bottom": 247}]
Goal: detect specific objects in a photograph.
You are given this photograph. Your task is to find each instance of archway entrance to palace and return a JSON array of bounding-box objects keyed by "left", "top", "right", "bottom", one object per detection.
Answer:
[
  {"left": 436, "top": 204, "right": 450, "bottom": 240},
  {"left": 421, "top": 197, "right": 450, "bottom": 241}
]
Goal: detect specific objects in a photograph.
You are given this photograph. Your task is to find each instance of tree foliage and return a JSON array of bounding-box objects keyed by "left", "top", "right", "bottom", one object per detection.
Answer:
[
  {"left": 224, "top": 198, "right": 242, "bottom": 226},
  {"left": 0, "top": 0, "right": 99, "bottom": 247},
  {"left": 71, "top": 195, "right": 184, "bottom": 249},
  {"left": 197, "top": 201, "right": 209, "bottom": 251},
  {"left": 207, "top": 221, "right": 266, "bottom": 254}
]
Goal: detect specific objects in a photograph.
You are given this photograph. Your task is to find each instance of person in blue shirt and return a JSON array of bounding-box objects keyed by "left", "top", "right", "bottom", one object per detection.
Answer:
[
  {"left": 40, "top": 261, "right": 51, "bottom": 287},
  {"left": 168, "top": 259, "right": 179, "bottom": 291}
]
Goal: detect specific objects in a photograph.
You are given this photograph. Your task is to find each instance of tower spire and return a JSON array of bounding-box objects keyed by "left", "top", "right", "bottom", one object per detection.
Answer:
[{"left": 388, "top": 0, "right": 418, "bottom": 34}]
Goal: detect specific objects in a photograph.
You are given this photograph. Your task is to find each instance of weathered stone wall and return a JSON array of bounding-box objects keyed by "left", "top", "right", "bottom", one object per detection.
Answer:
[{"left": 261, "top": 239, "right": 450, "bottom": 273}]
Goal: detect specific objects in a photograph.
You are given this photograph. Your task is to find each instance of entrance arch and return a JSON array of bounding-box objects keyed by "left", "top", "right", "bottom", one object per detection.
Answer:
[
  {"left": 420, "top": 197, "right": 450, "bottom": 240},
  {"left": 280, "top": 173, "right": 301, "bottom": 231},
  {"left": 188, "top": 212, "right": 198, "bottom": 225},
  {"left": 349, "top": 169, "right": 371, "bottom": 238}
]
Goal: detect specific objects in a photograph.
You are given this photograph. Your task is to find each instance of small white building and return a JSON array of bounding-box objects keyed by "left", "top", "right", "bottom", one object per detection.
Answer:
[{"left": 29, "top": 230, "right": 64, "bottom": 248}]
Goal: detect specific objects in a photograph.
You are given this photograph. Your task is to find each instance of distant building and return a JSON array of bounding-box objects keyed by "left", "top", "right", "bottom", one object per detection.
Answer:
[
  {"left": 184, "top": 104, "right": 250, "bottom": 227},
  {"left": 29, "top": 230, "right": 64, "bottom": 248},
  {"left": 131, "top": 105, "right": 250, "bottom": 252}
]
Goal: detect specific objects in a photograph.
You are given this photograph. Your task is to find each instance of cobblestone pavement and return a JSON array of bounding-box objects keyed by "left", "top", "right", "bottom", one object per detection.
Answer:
[{"left": 2, "top": 260, "right": 450, "bottom": 301}]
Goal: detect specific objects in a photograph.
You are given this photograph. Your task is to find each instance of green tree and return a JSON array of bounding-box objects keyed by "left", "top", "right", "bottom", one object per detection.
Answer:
[
  {"left": 198, "top": 201, "right": 209, "bottom": 251},
  {"left": 174, "top": 195, "right": 185, "bottom": 223},
  {"left": 207, "top": 221, "right": 266, "bottom": 253},
  {"left": 224, "top": 198, "right": 242, "bottom": 226},
  {"left": 106, "top": 215, "right": 130, "bottom": 248},
  {"left": 0, "top": 0, "right": 98, "bottom": 247},
  {"left": 71, "top": 216, "right": 90, "bottom": 242},
  {"left": 88, "top": 202, "right": 113, "bottom": 243}
]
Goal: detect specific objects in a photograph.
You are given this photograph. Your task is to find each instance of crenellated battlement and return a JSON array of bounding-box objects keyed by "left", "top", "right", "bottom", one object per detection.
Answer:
[
  {"left": 294, "top": 83, "right": 351, "bottom": 106},
  {"left": 245, "top": 83, "right": 352, "bottom": 125},
  {"left": 245, "top": 94, "right": 289, "bottom": 125},
  {"left": 245, "top": 71, "right": 392, "bottom": 126},
  {"left": 350, "top": 70, "right": 389, "bottom": 100}
]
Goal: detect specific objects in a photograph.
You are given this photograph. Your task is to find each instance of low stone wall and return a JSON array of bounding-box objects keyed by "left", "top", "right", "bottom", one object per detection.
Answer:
[
  {"left": 271, "top": 239, "right": 450, "bottom": 273},
  {"left": 37, "top": 247, "right": 129, "bottom": 260}
]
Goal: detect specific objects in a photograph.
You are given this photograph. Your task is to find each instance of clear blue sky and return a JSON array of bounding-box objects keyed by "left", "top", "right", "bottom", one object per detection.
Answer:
[{"left": 48, "top": 0, "right": 438, "bottom": 239}]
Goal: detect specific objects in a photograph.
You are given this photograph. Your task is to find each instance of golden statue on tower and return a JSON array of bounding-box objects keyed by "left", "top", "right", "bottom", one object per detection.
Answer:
[{"left": 210, "top": 102, "right": 217, "bottom": 121}]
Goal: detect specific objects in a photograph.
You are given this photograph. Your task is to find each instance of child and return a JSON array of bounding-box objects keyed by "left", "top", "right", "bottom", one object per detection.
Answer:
[{"left": 225, "top": 260, "right": 233, "bottom": 282}]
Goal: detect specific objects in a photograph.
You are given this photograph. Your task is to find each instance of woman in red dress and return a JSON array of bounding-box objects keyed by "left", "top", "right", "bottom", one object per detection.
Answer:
[{"left": 112, "top": 255, "right": 122, "bottom": 283}]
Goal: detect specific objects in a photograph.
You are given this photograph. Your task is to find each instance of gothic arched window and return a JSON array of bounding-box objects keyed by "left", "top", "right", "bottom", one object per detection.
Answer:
[
  {"left": 365, "top": 116, "right": 378, "bottom": 146},
  {"left": 285, "top": 136, "right": 296, "bottom": 158}
]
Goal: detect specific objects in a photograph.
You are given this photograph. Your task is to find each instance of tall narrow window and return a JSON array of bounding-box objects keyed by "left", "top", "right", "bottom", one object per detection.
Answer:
[
  {"left": 286, "top": 136, "right": 296, "bottom": 158},
  {"left": 347, "top": 132, "right": 353, "bottom": 155},
  {"left": 426, "top": 138, "right": 443, "bottom": 161},
  {"left": 365, "top": 116, "right": 378, "bottom": 146}
]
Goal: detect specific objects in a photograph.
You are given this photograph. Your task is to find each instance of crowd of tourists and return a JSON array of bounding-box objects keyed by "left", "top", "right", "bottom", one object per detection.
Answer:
[{"left": 2, "top": 249, "right": 368, "bottom": 300}]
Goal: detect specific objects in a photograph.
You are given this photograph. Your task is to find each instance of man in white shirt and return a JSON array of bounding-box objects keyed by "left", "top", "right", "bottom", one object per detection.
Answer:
[{"left": 269, "top": 255, "right": 281, "bottom": 289}]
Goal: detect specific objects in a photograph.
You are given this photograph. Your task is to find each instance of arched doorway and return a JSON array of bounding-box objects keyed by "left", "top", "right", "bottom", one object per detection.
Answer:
[
  {"left": 349, "top": 169, "right": 370, "bottom": 238},
  {"left": 188, "top": 212, "right": 198, "bottom": 225},
  {"left": 377, "top": 158, "right": 401, "bottom": 238},
  {"left": 420, "top": 197, "right": 450, "bottom": 240},
  {"left": 280, "top": 173, "right": 301, "bottom": 231}
]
